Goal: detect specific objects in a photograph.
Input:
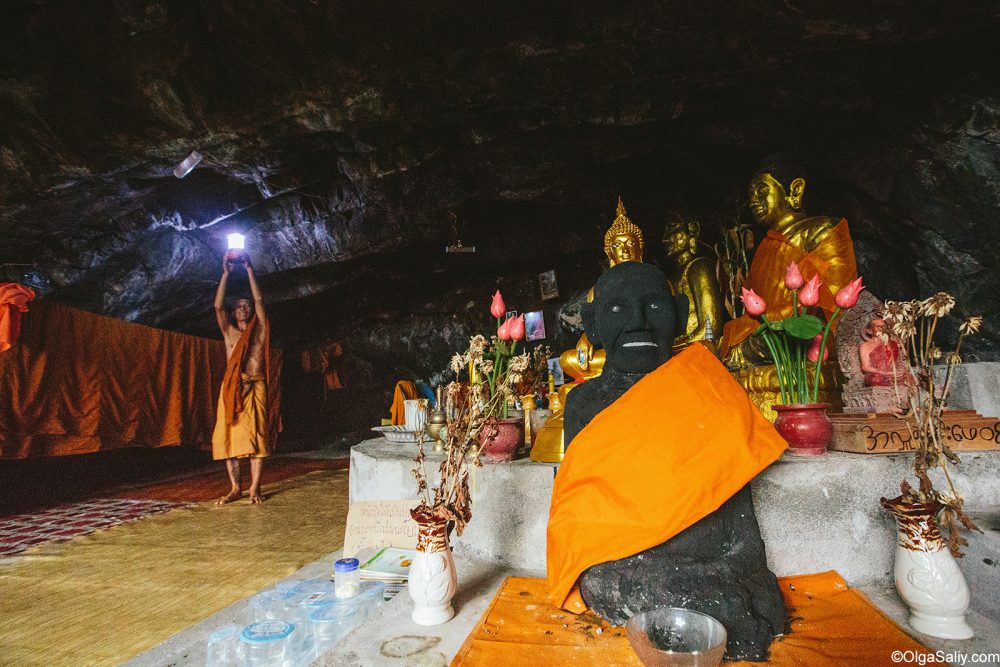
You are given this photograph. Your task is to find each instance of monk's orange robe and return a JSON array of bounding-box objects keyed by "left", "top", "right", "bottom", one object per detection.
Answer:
[
  {"left": 721, "top": 219, "right": 857, "bottom": 357},
  {"left": 546, "top": 343, "right": 787, "bottom": 613},
  {"left": 389, "top": 380, "right": 418, "bottom": 425},
  {"left": 212, "top": 317, "right": 272, "bottom": 459}
]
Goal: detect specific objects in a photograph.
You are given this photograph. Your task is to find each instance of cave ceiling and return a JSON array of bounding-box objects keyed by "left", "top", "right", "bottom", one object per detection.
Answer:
[{"left": 2, "top": 0, "right": 1000, "bottom": 362}]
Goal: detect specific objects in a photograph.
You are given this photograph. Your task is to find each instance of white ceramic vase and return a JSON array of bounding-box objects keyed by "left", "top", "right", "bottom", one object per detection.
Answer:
[
  {"left": 409, "top": 516, "right": 458, "bottom": 626},
  {"left": 882, "top": 498, "right": 973, "bottom": 639}
]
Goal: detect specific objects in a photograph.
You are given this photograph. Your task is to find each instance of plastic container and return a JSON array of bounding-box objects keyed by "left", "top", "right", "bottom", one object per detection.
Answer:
[
  {"left": 205, "top": 624, "right": 242, "bottom": 667},
  {"left": 625, "top": 607, "right": 727, "bottom": 667},
  {"left": 334, "top": 558, "right": 360, "bottom": 598},
  {"left": 240, "top": 620, "right": 295, "bottom": 667},
  {"left": 310, "top": 581, "right": 386, "bottom": 656}
]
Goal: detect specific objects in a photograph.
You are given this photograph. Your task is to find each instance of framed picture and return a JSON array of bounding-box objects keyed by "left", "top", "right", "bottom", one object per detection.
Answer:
[
  {"left": 525, "top": 311, "right": 546, "bottom": 341},
  {"left": 539, "top": 270, "right": 559, "bottom": 301},
  {"left": 547, "top": 357, "right": 565, "bottom": 386},
  {"left": 505, "top": 310, "right": 518, "bottom": 321}
]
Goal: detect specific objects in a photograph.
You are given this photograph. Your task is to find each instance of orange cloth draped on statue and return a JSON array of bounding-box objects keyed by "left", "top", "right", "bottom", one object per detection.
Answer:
[
  {"left": 212, "top": 316, "right": 280, "bottom": 460},
  {"left": 0, "top": 283, "right": 36, "bottom": 353},
  {"left": 721, "top": 219, "right": 857, "bottom": 357},
  {"left": 0, "top": 300, "right": 279, "bottom": 459},
  {"left": 452, "top": 573, "right": 947, "bottom": 666},
  {"left": 546, "top": 343, "right": 787, "bottom": 613},
  {"left": 389, "top": 380, "right": 418, "bottom": 425}
]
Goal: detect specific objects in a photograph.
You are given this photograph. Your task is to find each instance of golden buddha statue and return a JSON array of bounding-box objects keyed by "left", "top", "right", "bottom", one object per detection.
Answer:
[
  {"left": 661, "top": 213, "right": 725, "bottom": 356},
  {"left": 720, "top": 159, "right": 858, "bottom": 419},
  {"left": 532, "top": 197, "right": 643, "bottom": 462}
]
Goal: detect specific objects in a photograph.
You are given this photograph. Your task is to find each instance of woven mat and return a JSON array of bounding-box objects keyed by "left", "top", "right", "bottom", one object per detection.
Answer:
[
  {"left": 110, "top": 456, "right": 348, "bottom": 502},
  {"left": 452, "top": 572, "right": 946, "bottom": 666},
  {"left": 0, "top": 469, "right": 349, "bottom": 667}
]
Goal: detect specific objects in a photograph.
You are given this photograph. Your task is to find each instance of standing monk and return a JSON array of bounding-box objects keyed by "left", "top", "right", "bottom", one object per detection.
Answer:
[{"left": 212, "top": 250, "right": 271, "bottom": 504}]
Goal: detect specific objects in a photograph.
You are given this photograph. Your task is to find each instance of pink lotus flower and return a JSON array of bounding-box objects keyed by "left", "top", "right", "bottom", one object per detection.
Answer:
[
  {"left": 807, "top": 333, "right": 829, "bottom": 362},
  {"left": 741, "top": 287, "right": 767, "bottom": 317},
  {"left": 490, "top": 290, "right": 506, "bottom": 318},
  {"left": 497, "top": 318, "right": 512, "bottom": 341},
  {"left": 509, "top": 314, "right": 526, "bottom": 341},
  {"left": 799, "top": 275, "right": 822, "bottom": 307},
  {"left": 835, "top": 276, "right": 865, "bottom": 309},
  {"left": 784, "top": 262, "right": 804, "bottom": 290}
]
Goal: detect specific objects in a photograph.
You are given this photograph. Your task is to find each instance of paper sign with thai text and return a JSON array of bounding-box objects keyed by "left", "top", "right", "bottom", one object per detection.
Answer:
[{"left": 342, "top": 499, "right": 419, "bottom": 557}]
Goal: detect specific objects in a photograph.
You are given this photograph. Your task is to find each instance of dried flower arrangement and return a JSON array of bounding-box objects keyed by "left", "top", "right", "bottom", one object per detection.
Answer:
[
  {"left": 410, "top": 290, "right": 532, "bottom": 535},
  {"left": 882, "top": 293, "right": 983, "bottom": 556}
]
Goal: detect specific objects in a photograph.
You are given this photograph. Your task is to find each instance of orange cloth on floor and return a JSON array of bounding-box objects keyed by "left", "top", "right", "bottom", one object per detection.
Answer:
[
  {"left": 721, "top": 219, "right": 858, "bottom": 356},
  {"left": 389, "top": 380, "right": 418, "bottom": 425},
  {"left": 546, "top": 343, "right": 787, "bottom": 613},
  {"left": 0, "top": 283, "right": 36, "bottom": 353},
  {"left": 451, "top": 573, "right": 947, "bottom": 666}
]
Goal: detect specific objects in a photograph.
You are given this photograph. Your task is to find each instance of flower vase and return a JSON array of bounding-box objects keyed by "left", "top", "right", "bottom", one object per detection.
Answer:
[
  {"left": 409, "top": 511, "right": 458, "bottom": 626},
  {"left": 478, "top": 417, "right": 522, "bottom": 463},
  {"left": 773, "top": 403, "right": 832, "bottom": 456},
  {"left": 880, "top": 497, "right": 973, "bottom": 639}
]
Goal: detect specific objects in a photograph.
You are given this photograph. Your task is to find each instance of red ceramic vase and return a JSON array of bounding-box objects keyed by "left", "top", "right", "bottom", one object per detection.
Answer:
[
  {"left": 773, "top": 403, "right": 832, "bottom": 456},
  {"left": 478, "top": 417, "right": 523, "bottom": 463}
]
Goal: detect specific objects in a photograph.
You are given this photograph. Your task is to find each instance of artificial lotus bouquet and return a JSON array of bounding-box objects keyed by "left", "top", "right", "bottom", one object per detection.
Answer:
[{"left": 742, "top": 262, "right": 865, "bottom": 405}]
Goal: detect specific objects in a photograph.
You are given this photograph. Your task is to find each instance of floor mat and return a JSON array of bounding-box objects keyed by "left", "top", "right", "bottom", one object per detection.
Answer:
[
  {"left": 452, "top": 572, "right": 947, "bottom": 666},
  {"left": 0, "top": 498, "right": 186, "bottom": 558},
  {"left": 109, "top": 455, "right": 348, "bottom": 502},
  {"left": 0, "top": 469, "right": 349, "bottom": 667}
]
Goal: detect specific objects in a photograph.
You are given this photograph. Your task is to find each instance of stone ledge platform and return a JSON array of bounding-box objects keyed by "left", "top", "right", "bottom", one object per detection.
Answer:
[{"left": 351, "top": 437, "right": 1000, "bottom": 589}]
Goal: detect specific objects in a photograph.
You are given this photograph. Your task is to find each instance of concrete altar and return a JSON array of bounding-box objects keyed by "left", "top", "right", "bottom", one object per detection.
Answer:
[{"left": 351, "top": 437, "right": 1000, "bottom": 589}]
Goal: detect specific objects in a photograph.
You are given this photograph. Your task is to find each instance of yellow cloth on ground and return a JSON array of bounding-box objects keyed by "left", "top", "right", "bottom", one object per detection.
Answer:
[
  {"left": 546, "top": 343, "right": 787, "bottom": 613},
  {"left": 212, "top": 372, "right": 269, "bottom": 459},
  {"left": 389, "top": 380, "right": 418, "bottom": 425},
  {"left": 722, "top": 219, "right": 857, "bottom": 356},
  {"left": 451, "top": 573, "right": 948, "bottom": 666},
  {"left": 0, "top": 470, "right": 349, "bottom": 667}
]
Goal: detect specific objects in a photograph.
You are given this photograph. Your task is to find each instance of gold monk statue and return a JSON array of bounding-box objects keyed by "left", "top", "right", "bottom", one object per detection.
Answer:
[
  {"left": 559, "top": 197, "right": 644, "bottom": 382},
  {"left": 661, "top": 213, "right": 725, "bottom": 355},
  {"left": 721, "top": 159, "right": 858, "bottom": 368},
  {"left": 533, "top": 197, "right": 643, "bottom": 463}
]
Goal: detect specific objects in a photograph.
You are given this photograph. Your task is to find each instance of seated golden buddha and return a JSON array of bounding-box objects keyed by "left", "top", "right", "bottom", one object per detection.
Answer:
[
  {"left": 533, "top": 197, "right": 643, "bottom": 463},
  {"left": 661, "top": 213, "right": 725, "bottom": 356},
  {"left": 720, "top": 159, "right": 858, "bottom": 419},
  {"left": 559, "top": 197, "right": 644, "bottom": 382}
]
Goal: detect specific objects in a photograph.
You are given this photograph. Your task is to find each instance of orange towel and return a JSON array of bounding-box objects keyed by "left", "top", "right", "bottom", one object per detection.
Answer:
[
  {"left": 546, "top": 343, "right": 787, "bottom": 613},
  {"left": 389, "top": 380, "right": 418, "bottom": 425},
  {"left": 452, "top": 573, "right": 947, "bottom": 666},
  {"left": 0, "top": 283, "right": 36, "bottom": 353},
  {"left": 722, "top": 219, "right": 857, "bottom": 356}
]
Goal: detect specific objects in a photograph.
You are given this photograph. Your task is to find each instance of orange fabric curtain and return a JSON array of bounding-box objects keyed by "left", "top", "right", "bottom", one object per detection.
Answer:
[
  {"left": 0, "top": 300, "right": 282, "bottom": 459},
  {"left": 721, "top": 219, "right": 858, "bottom": 356},
  {"left": 546, "top": 343, "right": 787, "bottom": 613},
  {"left": 0, "top": 283, "right": 36, "bottom": 353}
]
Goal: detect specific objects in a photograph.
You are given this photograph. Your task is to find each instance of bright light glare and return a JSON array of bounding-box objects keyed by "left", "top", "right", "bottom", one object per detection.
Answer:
[{"left": 227, "top": 233, "right": 245, "bottom": 250}]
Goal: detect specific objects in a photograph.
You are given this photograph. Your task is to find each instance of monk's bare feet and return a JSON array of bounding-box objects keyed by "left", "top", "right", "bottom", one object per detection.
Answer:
[
  {"left": 215, "top": 489, "right": 242, "bottom": 505},
  {"left": 249, "top": 491, "right": 267, "bottom": 504}
]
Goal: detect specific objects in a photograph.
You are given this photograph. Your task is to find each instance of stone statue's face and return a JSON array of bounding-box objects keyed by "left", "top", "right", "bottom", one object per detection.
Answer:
[
  {"left": 748, "top": 173, "right": 789, "bottom": 226},
  {"left": 662, "top": 225, "right": 690, "bottom": 259},
  {"left": 592, "top": 264, "right": 677, "bottom": 374},
  {"left": 609, "top": 234, "right": 640, "bottom": 265}
]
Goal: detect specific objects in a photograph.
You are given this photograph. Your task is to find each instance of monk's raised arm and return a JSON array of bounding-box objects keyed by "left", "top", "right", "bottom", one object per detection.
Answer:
[
  {"left": 246, "top": 257, "right": 267, "bottom": 327},
  {"left": 214, "top": 257, "right": 231, "bottom": 335}
]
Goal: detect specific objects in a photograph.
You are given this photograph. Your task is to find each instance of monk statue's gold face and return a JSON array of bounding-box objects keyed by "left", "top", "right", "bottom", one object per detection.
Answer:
[
  {"left": 662, "top": 222, "right": 698, "bottom": 260},
  {"left": 609, "top": 233, "right": 641, "bottom": 265},
  {"left": 748, "top": 172, "right": 805, "bottom": 227}
]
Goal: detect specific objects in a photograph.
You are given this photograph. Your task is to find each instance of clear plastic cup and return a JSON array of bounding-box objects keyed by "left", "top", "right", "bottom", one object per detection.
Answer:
[
  {"left": 240, "top": 620, "right": 295, "bottom": 667},
  {"left": 205, "top": 624, "right": 242, "bottom": 667},
  {"left": 334, "top": 558, "right": 360, "bottom": 598},
  {"left": 310, "top": 581, "right": 386, "bottom": 657}
]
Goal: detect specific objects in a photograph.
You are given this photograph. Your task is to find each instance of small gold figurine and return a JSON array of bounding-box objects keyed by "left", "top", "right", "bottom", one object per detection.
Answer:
[{"left": 661, "top": 213, "right": 725, "bottom": 355}]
